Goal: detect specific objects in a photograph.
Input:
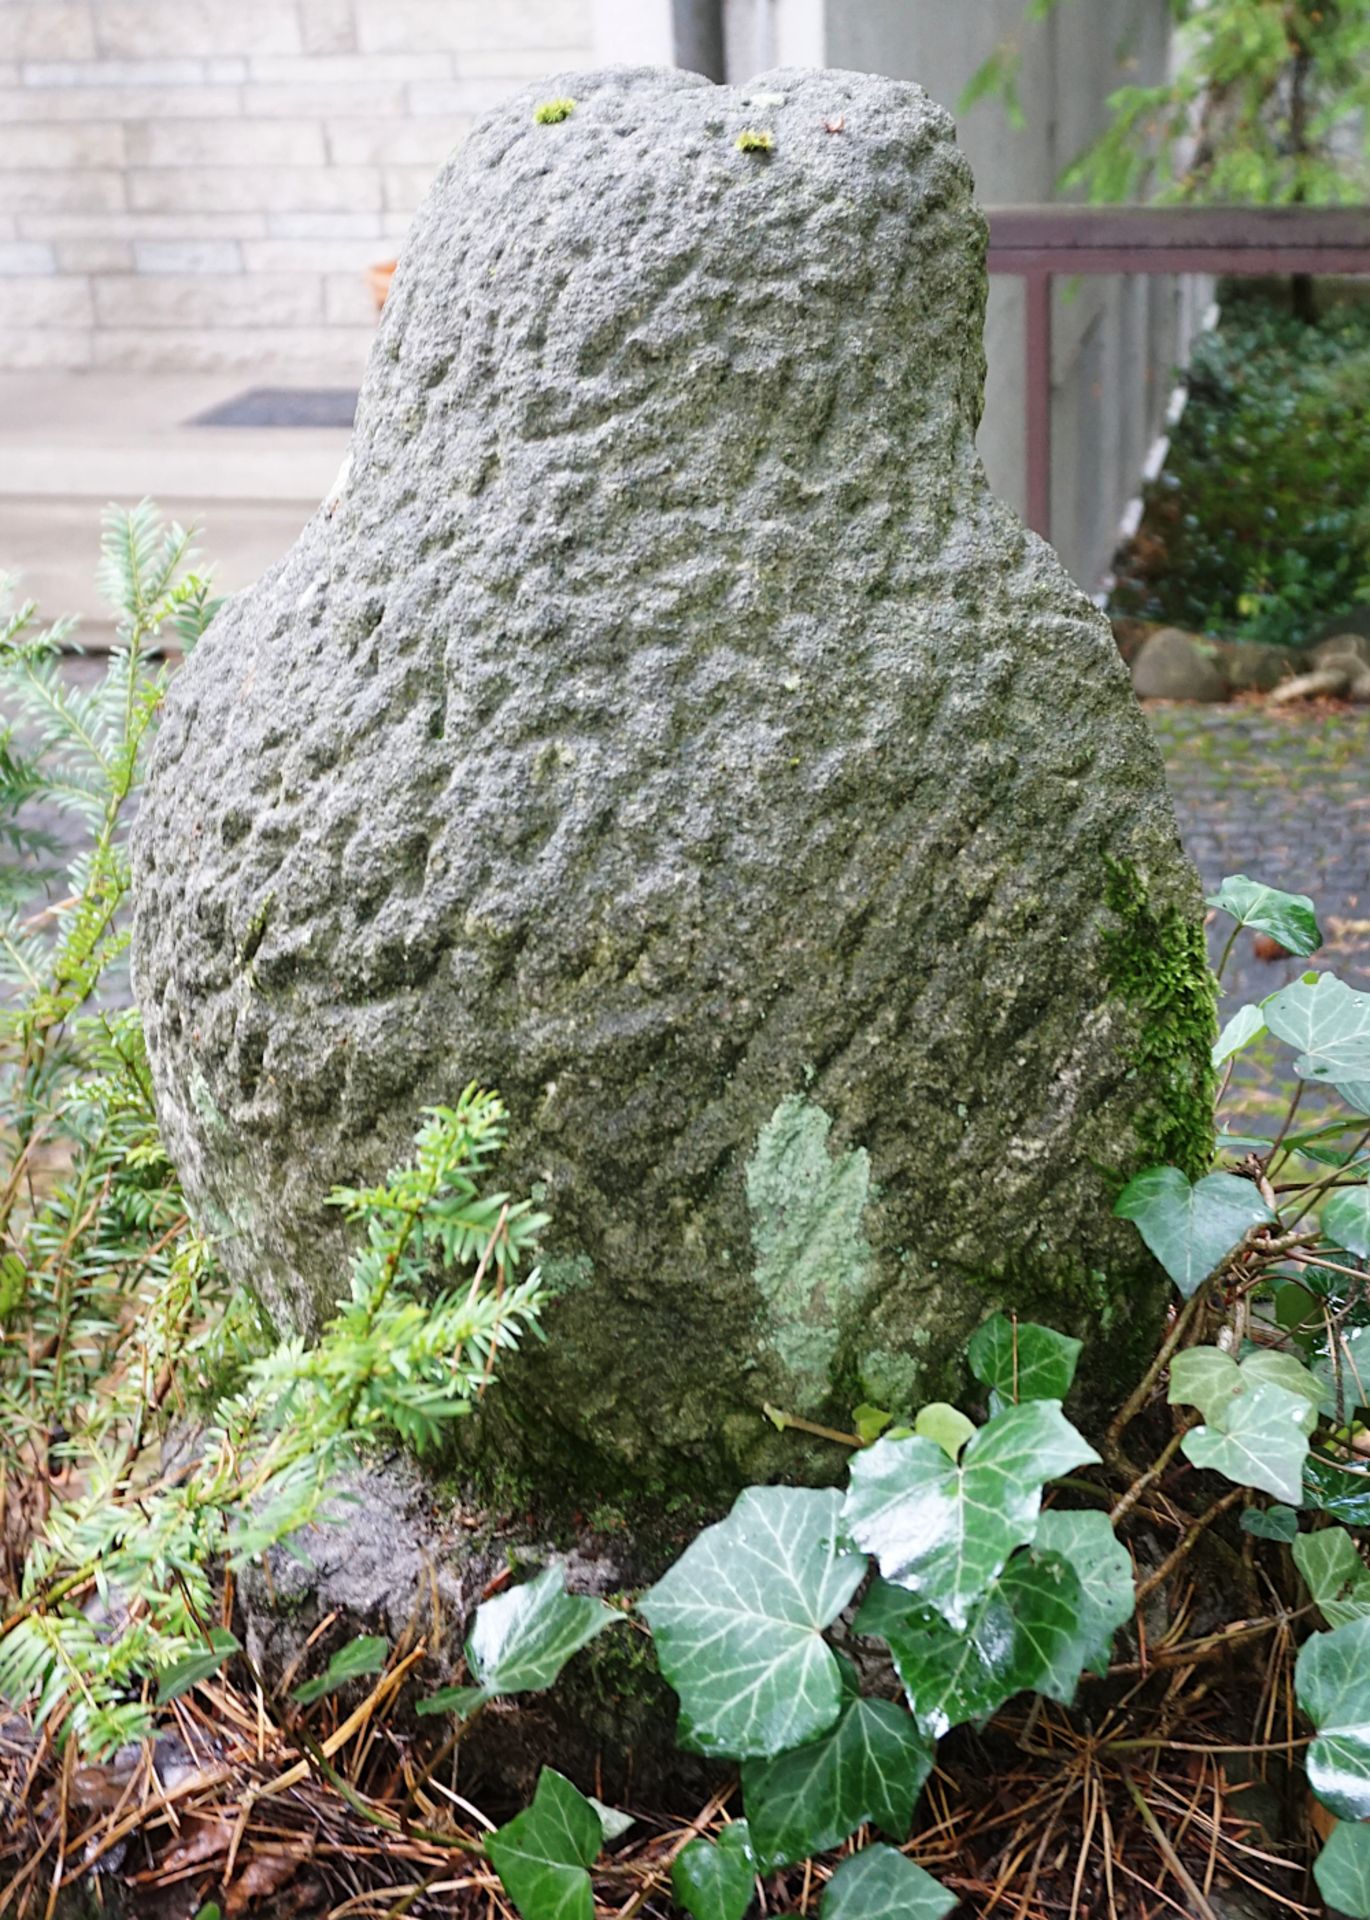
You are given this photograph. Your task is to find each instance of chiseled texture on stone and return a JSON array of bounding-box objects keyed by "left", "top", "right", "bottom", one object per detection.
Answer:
[{"left": 133, "top": 66, "right": 1211, "bottom": 1496}]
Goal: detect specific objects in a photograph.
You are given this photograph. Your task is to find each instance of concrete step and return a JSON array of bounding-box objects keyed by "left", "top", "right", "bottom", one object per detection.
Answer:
[{"left": 0, "top": 370, "right": 352, "bottom": 649}]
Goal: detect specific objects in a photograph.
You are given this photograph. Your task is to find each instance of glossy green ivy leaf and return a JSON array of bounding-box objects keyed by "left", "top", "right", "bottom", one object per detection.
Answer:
[
  {"left": 466, "top": 1566, "right": 620, "bottom": 1697},
  {"left": 155, "top": 1628, "right": 240, "bottom": 1706},
  {"left": 639, "top": 1487, "right": 865, "bottom": 1759},
  {"left": 1207, "top": 876, "right": 1321, "bottom": 957},
  {"left": 1338, "top": 1081, "right": 1370, "bottom": 1117},
  {"left": 853, "top": 1403, "right": 893, "bottom": 1446},
  {"left": 1241, "top": 1503, "right": 1299, "bottom": 1542},
  {"left": 741, "top": 1691, "right": 933, "bottom": 1869},
  {"left": 856, "top": 1551, "right": 1082, "bottom": 1738},
  {"left": 293, "top": 1634, "right": 388, "bottom": 1706},
  {"left": 416, "top": 1567, "right": 619, "bottom": 1719},
  {"left": 1169, "top": 1346, "right": 1322, "bottom": 1429},
  {"left": 1033, "top": 1508, "right": 1134, "bottom": 1685},
  {"left": 1265, "top": 972, "right": 1370, "bottom": 1087},
  {"left": 820, "top": 1844, "right": 955, "bottom": 1920},
  {"left": 415, "top": 1682, "right": 488, "bottom": 1720},
  {"left": 1295, "top": 1528, "right": 1370, "bottom": 1628},
  {"left": 588, "top": 1799, "right": 635, "bottom": 1845},
  {"left": 913, "top": 1403, "right": 975, "bottom": 1460},
  {"left": 1315, "top": 1821, "right": 1370, "bottom": 1918},
  {"left": 1212, "top": 1003, "right": 1266, "bottom": 1069},
  {"left": 1297, "top": 1617, "right": 1370, "bottom": 1821},
  {"left": 841, "top": 1401, "right": 1096, "bottom": 1630},
  {"left": 488, "top": 1768, "right": 602, "bottom": 1920},
  {"left": 670, "top": 1822, "right": 756, "bottom": 1920},
  {"left": 1182, "top": 1379, "right": 1314, "bottom": 1504},
  {"left": 967, "top": 1314, "right": 1081, "bottom": 1407},
  {"left": 1114, "top": 1167, "right": 1274, "bottom": 1298},
  {"left": 1305, "top": 1455, "right": 1370, "bottom": 1525},
  {"left": 1325, "top": 1187, "right": 1370, "bottom": 1260}
]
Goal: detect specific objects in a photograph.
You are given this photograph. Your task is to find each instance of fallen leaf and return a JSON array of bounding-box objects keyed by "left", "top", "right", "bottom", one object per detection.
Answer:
[
  {"left": 157, "top": 1818, "right": 233, "bottom": 1875},
  {"left": 226, "top": 1848, "right": 308, "bottom": 1914}
]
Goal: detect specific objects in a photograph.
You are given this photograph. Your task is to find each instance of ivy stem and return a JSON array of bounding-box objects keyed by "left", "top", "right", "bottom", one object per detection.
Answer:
[
  {"left": 1214, "top": 923, "right": 1242, "bottom": 985},
  {"left": 1282, "top": 1121, "right": 1370, "bottom": 1230},
  {"left": 762, "top": 1405, "right": 861, "bottom": 1448},
  {"left": 1264, "top": 1081, "right": 1307, "bottom": 1177},
  {"left": 1133, "top": 1485, "right": 1245, "bottom": 1607},
  {"left": 1109, "top": 1424, "right": 1190, "bottom": 1527},
  {"left": 1104, "top": 1285, "right": 1209, "bottom": 1457}
]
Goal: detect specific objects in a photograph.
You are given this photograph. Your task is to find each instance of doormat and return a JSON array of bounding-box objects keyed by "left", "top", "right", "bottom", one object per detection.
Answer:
[{"left": 189, "top": 387, "right": 358, "bottom": 428}]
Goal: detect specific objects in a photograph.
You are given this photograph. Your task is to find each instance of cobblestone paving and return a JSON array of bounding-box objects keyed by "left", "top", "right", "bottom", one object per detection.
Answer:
[
  {"left": 1149, "top": 703, "right": 1370, "bottom": 1007},
  {"left": 1150, "top": 702, "right": 1370, "bottom": 1134}
]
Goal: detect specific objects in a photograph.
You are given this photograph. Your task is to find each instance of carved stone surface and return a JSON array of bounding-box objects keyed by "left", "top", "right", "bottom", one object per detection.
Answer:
[{"left": 133, "top": 65, "right": 1212, "bottom": 1499}]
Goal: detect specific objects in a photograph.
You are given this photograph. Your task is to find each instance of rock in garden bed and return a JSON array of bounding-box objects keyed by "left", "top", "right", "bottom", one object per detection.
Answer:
[{"left": 131, "top": 64, "right": 1213, "bottom": 1723}]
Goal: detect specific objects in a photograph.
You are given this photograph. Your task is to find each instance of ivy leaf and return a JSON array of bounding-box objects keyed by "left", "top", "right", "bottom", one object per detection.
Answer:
[
  {"left": 1315, "top": 1821, "right": 1370, "bottom": 1919},
  {"left": 856, "top": 1552, "right": 1082, "bottom": 1737},
  {"left": 1213, "top": 1003, "right": 1266, "bottom": 1069},
  {"left": 1182, "top": 1379, "right": 1313, "bottom": 1504},
  {"left": 1265, "top": 973, "right": 1370, "bottom": 1087},
  {"left": 967, "top": 1314, "right": 1081, "bottom": 1407},
  {"left": 853, "top": 1404, "right": 893, "bottom": 1446},
  {"left": 487, "top": 1767, "right": 602, "bottom": 1920},
  {"left": 638, "top": 1487, "right": 866, "bottom": 1759},
  {"left": 1241, "top": 1504, "right": 1299, "bottom": 1542},
  {"left": 1169, "top": 1346, "right": 1323, "bottom": 1428},
  {"left": 1324, "top": 1187, "right": 1370, "bottom": 1260},
  {"left": 293, "top": 1634, "right": 388, "bottom": 1705},
  {"left": 670, "top": 1822, "right": 756, "bottom": 1920},
  {"left": 588, "top": 1799, "right": 635, "bottom": 1845},
  {"left": 741, "top": 1692, "right": 933, "bottom": 1869},
  {"left": 1207, "top": 876, "right": 1321, "bottom": 958},
  {"left": 820, "top": 1844, "right": 955, "bottom": 1920},
  {"left": 1114, "top": 1167, "right": 1273, "bottom": 1298},
  {"left": 913, "top": 1403, "right": 975, "bottom": 1460},
  {"left": 465, "top": 1566, "right": 619, "bottom": 1696},
  {"left": 415, "top": 1683, "right": 489, "bottom": 1719},
  {"left": 1305, "top": 1455, "right": 1370, "bottom": 1525},
  {"left": 841, "top": 1401, "right": 1097, "bottom": 1629},
  {"left": 416, "top": 1567, "right": 618, "bottom": 1718},
  {"left": 1294, "top": 1528, "right": 1370, "bottom": 1628},
  {"left": 155, "top": 1628, "right": 240, "bottom": 1706},
  {"left": 1297, "top": 1617, "right": 1370, "bottom": 1821},
  {"left": 1033, "top": 1509, "right": 1134, "bottom": 1684},
  {"left": 1338, "top": 1081, "right": 1370, "bottom": 1117}
]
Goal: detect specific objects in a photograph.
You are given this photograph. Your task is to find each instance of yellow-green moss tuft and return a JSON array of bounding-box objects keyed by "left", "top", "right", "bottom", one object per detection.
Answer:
[
  {"left": 735, "top": 128, "right": 775, "bottom": 153},
  {"left": 534, "top": 98, "right": 576, "bottom": 125}
]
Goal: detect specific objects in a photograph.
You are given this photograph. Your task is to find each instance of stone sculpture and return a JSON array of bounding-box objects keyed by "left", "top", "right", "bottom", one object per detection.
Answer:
[{"left": 133, "top": 65, "right": 1213, "bottom": 1507}]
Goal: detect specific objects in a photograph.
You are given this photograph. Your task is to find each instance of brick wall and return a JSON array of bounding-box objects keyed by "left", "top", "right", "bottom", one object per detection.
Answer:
[{"left": 0, "top": 0, "right": 594, "bottom": 373}]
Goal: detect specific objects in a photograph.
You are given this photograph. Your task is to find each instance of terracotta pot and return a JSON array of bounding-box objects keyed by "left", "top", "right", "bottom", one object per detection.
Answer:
[{"left": 366, "top": 260, "right": 397, "bottom": 313}]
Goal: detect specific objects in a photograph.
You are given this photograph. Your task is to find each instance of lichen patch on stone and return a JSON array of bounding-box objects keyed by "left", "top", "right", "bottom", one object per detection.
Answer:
[{"left": 746, "top": 1095, "right": 874, "bottom": 1408}]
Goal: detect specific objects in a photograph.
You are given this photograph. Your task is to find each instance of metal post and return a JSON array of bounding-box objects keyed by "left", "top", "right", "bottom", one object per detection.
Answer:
[{"left": 1024, "top": 270, "right": 1052, "bottom": 542}]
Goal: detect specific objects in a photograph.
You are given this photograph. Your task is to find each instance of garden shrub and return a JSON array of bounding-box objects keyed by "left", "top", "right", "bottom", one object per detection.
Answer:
[{"left": 1111, "top": 289, "right": 1370, "bottom": 647}]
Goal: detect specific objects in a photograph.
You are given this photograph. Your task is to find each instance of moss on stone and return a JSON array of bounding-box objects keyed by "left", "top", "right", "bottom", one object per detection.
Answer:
[
  {"left": 534, "top": 98, "right": 576, "bottom": 125},
  {"left": 1102, "top": 858, "right": 1217, "bottom": 1181}
]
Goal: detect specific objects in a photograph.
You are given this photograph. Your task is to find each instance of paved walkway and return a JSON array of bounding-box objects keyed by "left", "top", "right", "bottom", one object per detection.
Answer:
[
  {"left": 1151, "top": 703, "right": 1370, "bottom": 1007},
  {"left": 0, "top": 372, "right": 350, "bottom": 650}
]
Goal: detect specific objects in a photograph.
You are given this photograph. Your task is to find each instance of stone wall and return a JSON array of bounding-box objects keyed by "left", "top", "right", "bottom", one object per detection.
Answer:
[{"left": 0, "top": 0, "right": 594, "bottom": 374}]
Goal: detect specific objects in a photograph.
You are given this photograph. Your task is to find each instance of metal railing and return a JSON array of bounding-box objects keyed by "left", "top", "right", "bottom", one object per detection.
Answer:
[{"left": 985, "top": 205, "right": 1370, "bottom": 544}]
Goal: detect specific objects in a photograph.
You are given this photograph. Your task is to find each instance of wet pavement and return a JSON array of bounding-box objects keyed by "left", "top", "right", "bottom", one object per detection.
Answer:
[{"left": 1150, "top": 702, "right": 1370, "bottom": 1005}]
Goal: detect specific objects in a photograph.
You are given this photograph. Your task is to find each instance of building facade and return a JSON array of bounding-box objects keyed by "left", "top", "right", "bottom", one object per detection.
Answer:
[{"left": 0, "top": 0, "right": 1195, "bottom": 584}]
